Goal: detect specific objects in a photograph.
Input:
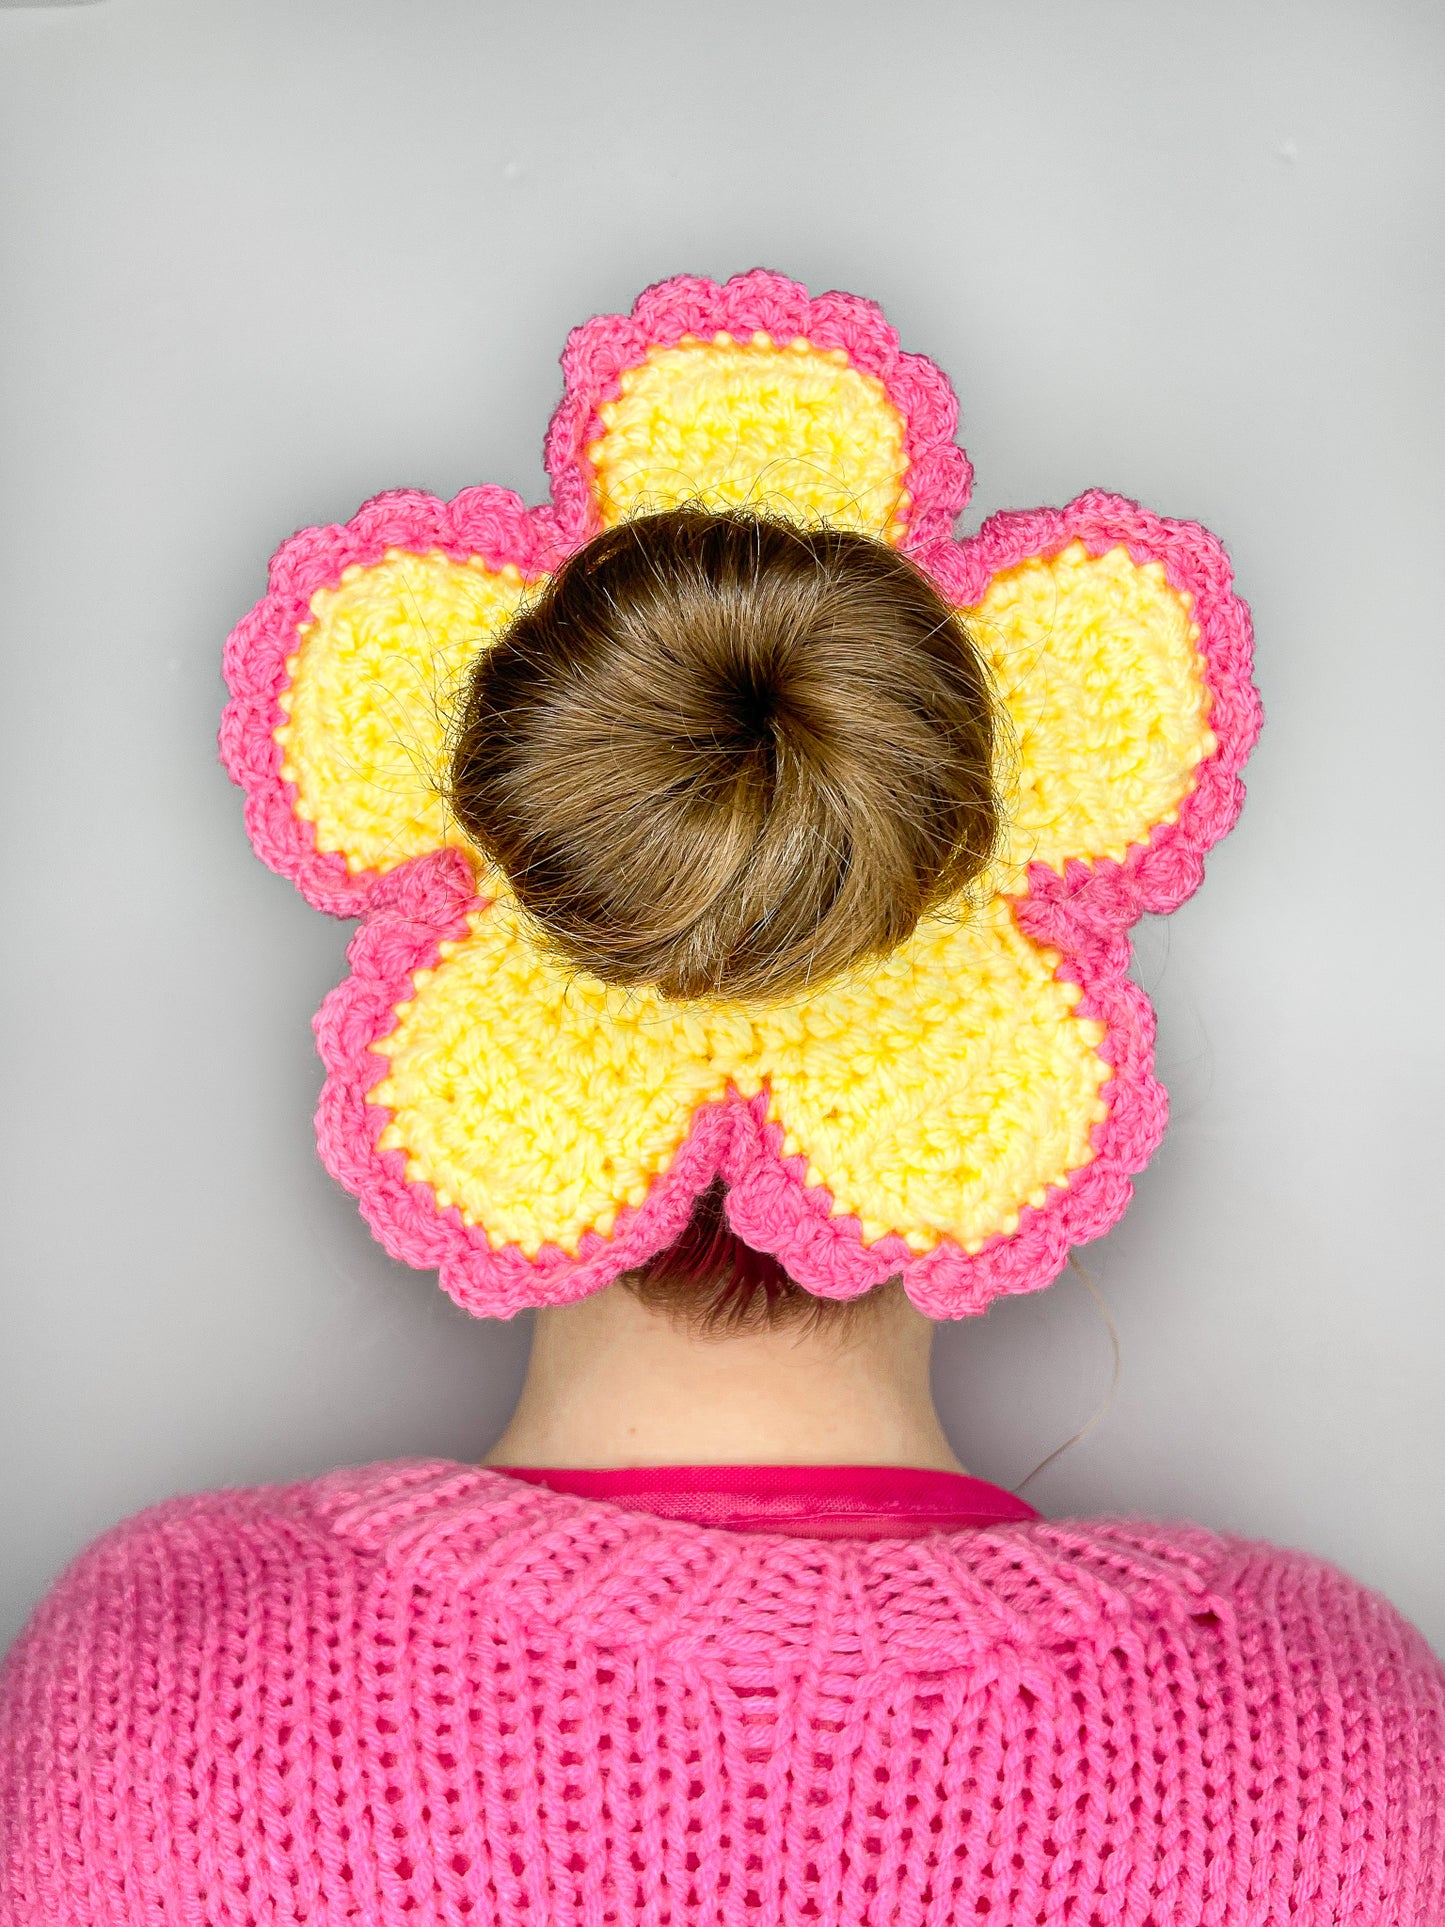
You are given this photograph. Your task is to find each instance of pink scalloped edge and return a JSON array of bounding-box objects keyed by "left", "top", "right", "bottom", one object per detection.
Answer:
[
  {"left": 219, "top": 489, "right": 570, "bottom": 917},
  {"left": 219, "top": 270, "right": 971, "bottom": 920},
  {"left": 223, "top": 273, "right": 1261, "bottom": 1320},
  {"left": 544, "top": 267, "right": 974, "bottom": 552},
  {"left": 310, "top": 849, "right": 750, "bottom": 1319},
  {"left": 310, "top": 843, "right": 1165, "bottom": 1320},
  {"left": 918, "top": 489, "right": 1263, "bottom": 933},
  {"left": 719, "top": 960, "right": 1163, "bottom": 1321}
]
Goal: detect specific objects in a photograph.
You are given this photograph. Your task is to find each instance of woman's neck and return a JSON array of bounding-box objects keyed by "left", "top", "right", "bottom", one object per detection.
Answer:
[{"left": 482, "top": 1278, "right": 967, "bottom": 1473}]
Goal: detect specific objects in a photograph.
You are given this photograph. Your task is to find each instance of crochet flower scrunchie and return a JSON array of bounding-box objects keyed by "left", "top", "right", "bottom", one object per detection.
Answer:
[{"left": 220, "top": 269, "right": 1261, "bottom": 1320}]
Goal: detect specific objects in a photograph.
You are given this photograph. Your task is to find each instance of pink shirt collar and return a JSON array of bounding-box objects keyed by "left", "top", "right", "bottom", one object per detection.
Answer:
[{"left": 495, "top": 1462, "right": 1040, "bottom": 1539}]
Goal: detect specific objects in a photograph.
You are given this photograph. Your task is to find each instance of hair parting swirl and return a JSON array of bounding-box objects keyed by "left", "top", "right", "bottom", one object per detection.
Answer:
[{"left": 450, "top": 508, "right": 1006, "bottom": 1006}]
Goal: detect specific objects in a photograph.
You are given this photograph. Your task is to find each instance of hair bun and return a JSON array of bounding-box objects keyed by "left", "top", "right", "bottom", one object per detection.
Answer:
[{"left": 451, "top": 509, "right": 1003, "bottom": 1002}]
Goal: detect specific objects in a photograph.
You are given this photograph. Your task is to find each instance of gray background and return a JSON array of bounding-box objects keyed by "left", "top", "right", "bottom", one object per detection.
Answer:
[{"left": 2, "top": 0, "right": 1442, "bottom": 1656}]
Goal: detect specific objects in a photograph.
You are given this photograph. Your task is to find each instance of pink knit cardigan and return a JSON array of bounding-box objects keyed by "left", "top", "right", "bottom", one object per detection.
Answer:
[{"left": 2, "top": 1458, "right": 1441, "bottom": 1926}]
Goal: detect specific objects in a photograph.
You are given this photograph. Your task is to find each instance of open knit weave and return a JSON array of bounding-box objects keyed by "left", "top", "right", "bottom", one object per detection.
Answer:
[{"left": 2, "top": 1459, "right": 1441, "bottom": 1926}]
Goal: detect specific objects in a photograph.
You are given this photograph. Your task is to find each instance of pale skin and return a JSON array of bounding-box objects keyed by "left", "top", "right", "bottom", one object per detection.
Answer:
[{"left": 482, "top": 1276, "right": 968, "bottom": 1474}]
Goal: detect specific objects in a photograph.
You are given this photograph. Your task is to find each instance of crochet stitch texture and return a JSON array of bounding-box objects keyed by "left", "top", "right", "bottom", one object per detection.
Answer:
[
  {"left": 219, "top": 269, "right": 1262, "bottom": 1320},
  {"left": 1, "top": 1461, "right": 1440, "bottom": 1926}
]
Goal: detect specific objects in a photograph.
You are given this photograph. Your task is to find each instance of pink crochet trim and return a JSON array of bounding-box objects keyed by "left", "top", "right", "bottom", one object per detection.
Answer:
[
  {"left": 544, "top": 270, "right": 974, "bottom": 553},
  {"left": 219, "top": 490, "right": 567, "bottom": 920},
  {"left": 221, "top": 270, "right": 1262, "bottom": 1320},
  {"left": 220, "top": 271, "right": 971, "bottom": 920}
]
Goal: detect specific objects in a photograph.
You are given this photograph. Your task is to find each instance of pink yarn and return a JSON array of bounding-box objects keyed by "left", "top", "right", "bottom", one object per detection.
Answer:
[
  {"left": 3, "top": 1460, "right": 1439, "bottom": 1924},
  {"left": 220, "top": 490, "right": 568, "bottom": 921},
  {"left": 219, "top": 270, "right": 1264, "bottom": 1319}
]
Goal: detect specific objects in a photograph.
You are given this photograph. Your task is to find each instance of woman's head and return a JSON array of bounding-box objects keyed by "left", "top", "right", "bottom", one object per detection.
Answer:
[{"left": 448, "top": 507, "right": 1007, "bottom": 1331}]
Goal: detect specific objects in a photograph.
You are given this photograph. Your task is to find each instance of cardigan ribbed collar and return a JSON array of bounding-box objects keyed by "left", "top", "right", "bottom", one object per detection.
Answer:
[{"left": 309, "top": 1458, "right": 1227, "bottom": 1660}]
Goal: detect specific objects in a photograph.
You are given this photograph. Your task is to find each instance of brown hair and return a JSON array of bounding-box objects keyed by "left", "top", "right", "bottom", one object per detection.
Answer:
[
  {"left": 450, "top": 509, "right": 1004, "bottom": 1004},
  {"left": 622, "top": 1177, "right": 904, "bottom": 1338},
  {"left": 448, "top": 507, "right": 1006, "bottom": 1329}
]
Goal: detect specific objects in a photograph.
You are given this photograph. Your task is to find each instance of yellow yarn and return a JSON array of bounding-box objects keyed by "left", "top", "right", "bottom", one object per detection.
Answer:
[
  {"left": 275, "top": 551, "right": 529, "bottom": 876},
  {"left": 967, "top": 541, "right": 1216, "bottom": 872},
  {"left": 274, "top": 518, "right": 1212, "bottom": 906},
  {"left": 747, "top": 897, "right": 1110, "bottom": 1254},
  {"left": 275, "top": 519, "right": 1211, "bottom": 1259},
  {"left": 587, "top": 334, "right": 910, "bottom": 539},
  {"left": 369, "top": 899, "right": 755, "bottom": 1257},
  {"left": 369, "top": 893, "right": 1108, "bottom": 1258}
]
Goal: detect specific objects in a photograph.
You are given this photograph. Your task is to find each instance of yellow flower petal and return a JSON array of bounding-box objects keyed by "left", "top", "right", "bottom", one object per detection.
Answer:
[
  {"left": 747, "top": 896, "right": 1112, "bottom": 1254},
  {"left": 276, "top": 550, "right": 531, "bottom": 877},
  {"left": 368, "top": 903, "right": 756, "bottom": 1257},
  {"left": 966, "top": 541, "right": 1216, "bottom": 874},
  {"left": 588, "top": 335, "right": 909, "bottom": 540}
]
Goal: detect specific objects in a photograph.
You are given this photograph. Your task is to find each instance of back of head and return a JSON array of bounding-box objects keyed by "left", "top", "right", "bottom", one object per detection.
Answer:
[
  {"left": 450, "top": 509, "right": 1003, "bottom": 1004},
  {"left": 449, "top": 508, "right": 1006, "bottom": 1327}
]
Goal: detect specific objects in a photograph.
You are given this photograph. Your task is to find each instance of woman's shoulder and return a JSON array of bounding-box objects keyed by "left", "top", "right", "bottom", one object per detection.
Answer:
[
  {"left": 0, "top": 1458, "right": 456, "bottom": 1661},
  {"left": 4, "top": 1463, "right": 1440, "bottom": 1927},
  {"left": 1065, "top": 1512, "right": 1445, "bottom": 1719}
]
